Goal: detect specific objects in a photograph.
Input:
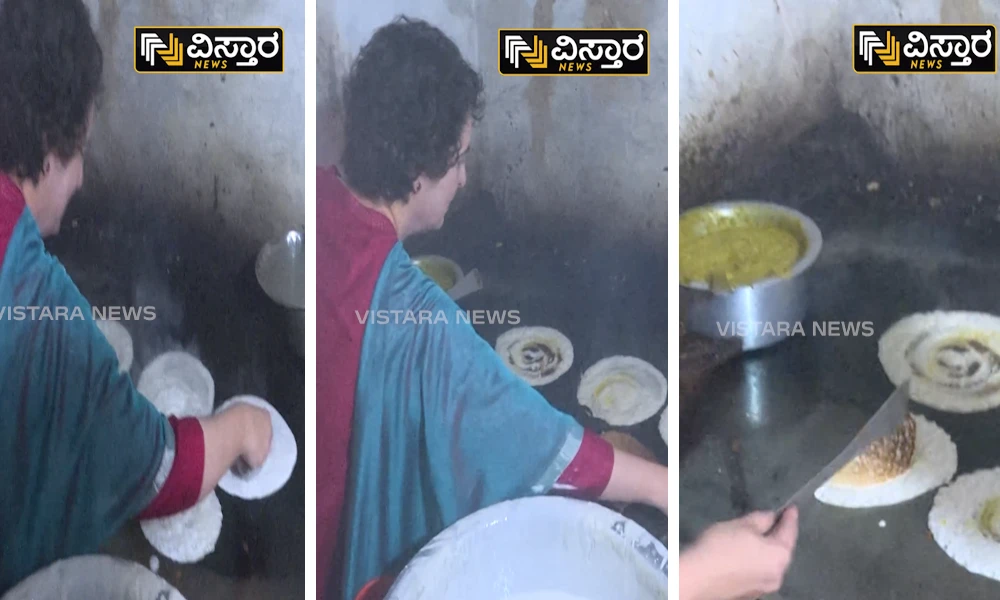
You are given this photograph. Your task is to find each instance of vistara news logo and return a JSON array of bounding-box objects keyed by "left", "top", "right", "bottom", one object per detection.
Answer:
[
  {"left": 499, "top": 29, "right": 649, "bottom": 75},
  {"left": 853, "top": 24, "right": 996, "bottom": 73},
  {"left": 134, "top": 27, "right": 284, "bottom": 73}
]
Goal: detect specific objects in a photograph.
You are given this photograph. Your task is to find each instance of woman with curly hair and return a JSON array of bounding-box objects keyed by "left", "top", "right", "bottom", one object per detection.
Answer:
[
  {"left": 317, "top": 17, "right": 670, "bottom": 600},
  {"left": 0, "top": 0, "right": 274, "bottom": 592}
]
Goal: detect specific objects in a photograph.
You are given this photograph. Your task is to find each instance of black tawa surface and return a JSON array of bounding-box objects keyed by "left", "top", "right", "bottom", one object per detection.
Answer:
[
  {"left": 679, "top": 111, "right": 1000, "bottom": 599},
  {"left": 46, "top": 193, "right": 305, "bottom": 600}
]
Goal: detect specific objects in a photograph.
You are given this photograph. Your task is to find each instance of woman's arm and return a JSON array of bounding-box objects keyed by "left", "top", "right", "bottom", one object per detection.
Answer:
[
  {"left": 600, "top": 448, "right": 669, "bottom": 514},
  {"left": 27, "top": 248, "right": 273, "bottom": 521},
  {"left": 407, "top": 266, "right": 668, "bottom": 515},
  {"left": 137, "top": 396, "right": 273, "bottom": 520}
]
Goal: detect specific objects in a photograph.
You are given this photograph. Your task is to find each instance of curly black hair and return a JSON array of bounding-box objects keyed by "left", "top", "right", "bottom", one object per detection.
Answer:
[
  {"left": 0, "top": 0, "right": 103, "bottom": 183},
  {"left": 341, "top": 16, "right": 485, "bottom": 204}
]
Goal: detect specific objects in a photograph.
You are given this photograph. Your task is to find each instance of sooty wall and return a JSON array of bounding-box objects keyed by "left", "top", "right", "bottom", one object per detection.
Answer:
[
  {"left": 319, "top": 0, "right": 668, "bottom": 247},
  {"left": 80, "top": 0, "right": 304, "bottom": 246},
  {"left": 680, "top": 0, "right": 1000, "bottom": 206}
]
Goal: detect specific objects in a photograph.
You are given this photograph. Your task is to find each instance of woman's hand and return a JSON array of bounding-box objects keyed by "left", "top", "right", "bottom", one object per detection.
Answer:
[
  {"left": 679, "top": 507, "right": 799, "bottom": 600},
  {"left": 198, "top": 403, "right": 273, "bottom": 498},
  {"left": 238, "top": 404, "right": 273, "bottom": 470}
]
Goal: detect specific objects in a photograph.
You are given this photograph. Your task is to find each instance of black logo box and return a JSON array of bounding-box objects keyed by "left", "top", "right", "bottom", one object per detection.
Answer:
[
  {"left": 134, "top": 27, "right": 283, "bottom": 73},
  {"left": 853, "top": 24, "right": 996, "bottom": 73},
  {"left": 498, "top": 29, "right": 649, "bottom": 75}
]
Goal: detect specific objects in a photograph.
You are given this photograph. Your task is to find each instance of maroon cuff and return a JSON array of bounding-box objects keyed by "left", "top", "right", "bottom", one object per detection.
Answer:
[
  {"left": 355, "top": 573, "right": 396, "bottom": 600},
  {"left": 140, "top": 416, "right": 205, "bottom": 519},
  {"left": 554, "top": 429, "right": 615, "bottom": 498}
]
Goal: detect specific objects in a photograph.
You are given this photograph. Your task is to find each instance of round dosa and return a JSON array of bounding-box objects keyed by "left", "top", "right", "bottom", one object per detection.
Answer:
[
  {"left": 495, "top": 326, "right": 574, "bottom": 387},
  {"left": 577, "top": 356, "right": 667, "bottom": 427},
  {"left": 137, "top": 351, "right": 215, "bottom": 417},
  {"left": 658, "top": 407, "right": 668, "bottom": 448},
  {"left": 140, "top": 491, "right": 222, "bottom": 564},
  {"left": 879, "top": 311, "right": 1000, "bottom": 413},
  {"left": 929, "top": 467, "right": 1000, "bottom": 582}
]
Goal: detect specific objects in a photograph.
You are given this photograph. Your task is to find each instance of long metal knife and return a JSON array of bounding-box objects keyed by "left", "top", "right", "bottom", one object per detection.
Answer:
[{"left": 773, "top": 379, "right": 912, "bottom": 516}]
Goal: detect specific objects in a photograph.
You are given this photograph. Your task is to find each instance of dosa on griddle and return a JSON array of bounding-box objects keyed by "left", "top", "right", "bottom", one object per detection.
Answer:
[
  {"left": 495, "top": 326, "right": 574, "bottom": 387},
  {"left": 137, "top": 351, "right": 215, "bottom": 418},
  {"left": 140, "top": 491, "right": 222, "bottom": 564},
  {"left": 930, "top": 467, "right": 1000, "bottom": 582},
  {"left": 815, "top": 414, "right": 957, "bottom": 508},
  {"left": 879, "top": 311, "right": 1000, "bottom": 413},
  {"left": 578, "top": 356, "right": 666, "bottom": 427}
]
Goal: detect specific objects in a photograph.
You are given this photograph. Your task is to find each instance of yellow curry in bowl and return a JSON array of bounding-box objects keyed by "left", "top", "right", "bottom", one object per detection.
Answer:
[{"left": 680, "top": 205, "right": 807, "bottom": 291}]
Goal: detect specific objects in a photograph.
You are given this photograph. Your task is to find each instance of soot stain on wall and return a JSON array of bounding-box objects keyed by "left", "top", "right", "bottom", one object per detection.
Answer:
[
  {"left": 524, "top": 0, "right": 556, "bottom": 159},
  {"left": 681, "top": 107, "right": 1000, "bottom": 241},
  {"left": 582, "top": 0, "right": 655, "bottom": 104}
]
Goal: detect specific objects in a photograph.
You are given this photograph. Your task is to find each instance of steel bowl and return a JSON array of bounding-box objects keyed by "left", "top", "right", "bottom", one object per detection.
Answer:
[
  {"left": 679, "top": 200, "right": 823, "bottom": 351},
  {"left": 256, "top": 229, "right": 305, "bottom": 357}
]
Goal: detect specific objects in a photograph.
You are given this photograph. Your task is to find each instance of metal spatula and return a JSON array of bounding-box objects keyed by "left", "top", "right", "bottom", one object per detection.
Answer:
[
  {"left": 767, "top": 379, "right": 911, "bottom": 533},
  {"left": 447, "top": 268, "right": 483, "bottom": 301}
]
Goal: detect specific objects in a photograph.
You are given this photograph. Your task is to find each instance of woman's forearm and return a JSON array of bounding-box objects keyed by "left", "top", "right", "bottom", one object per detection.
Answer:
[
  {"left": 141, "top": 404, "right": 272, "bottom": 519},
  {"left": 598, "top": 448, "right": 669, "bottom": 514},
  {"left": 197, "top": 407, "right": 251, "bottom": 499},
  {"left": 677, "top": 548, "right": 707, "bottom": 600}
]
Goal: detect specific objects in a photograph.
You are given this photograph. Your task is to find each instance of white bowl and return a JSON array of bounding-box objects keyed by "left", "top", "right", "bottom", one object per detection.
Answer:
[
  {"left": 386, "top": 496, "right": 668, "bottom": 600},
  {"left": 2, "top": 555, "right": 187, "bottom": 599}
]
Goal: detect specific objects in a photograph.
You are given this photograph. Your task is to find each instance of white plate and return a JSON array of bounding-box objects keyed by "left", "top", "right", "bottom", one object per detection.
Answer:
[{"left": 2, "top": 555, "right": 187, "bottom": 599}]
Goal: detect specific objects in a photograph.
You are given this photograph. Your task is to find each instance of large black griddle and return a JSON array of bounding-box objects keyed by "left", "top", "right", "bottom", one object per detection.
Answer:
[
  {"left": 679, "top": 110, "right": 1000, "bottom": 599},
  {"left": 46, "top": 192, "right": 305, "bottom": 600}
]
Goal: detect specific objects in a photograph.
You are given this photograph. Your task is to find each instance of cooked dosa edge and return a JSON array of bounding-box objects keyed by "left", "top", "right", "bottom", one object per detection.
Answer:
[
  {"left": 829, "top": 413, "right": 917, "bottom": 487},
  {"left": 930, "top": 467, "right": 1000, "bottom": 581}
]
